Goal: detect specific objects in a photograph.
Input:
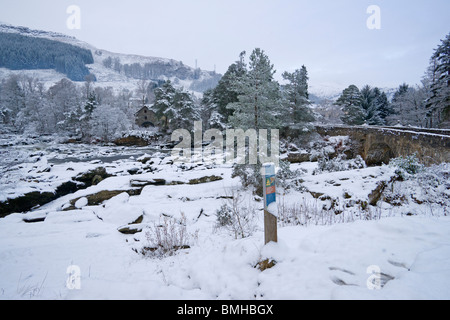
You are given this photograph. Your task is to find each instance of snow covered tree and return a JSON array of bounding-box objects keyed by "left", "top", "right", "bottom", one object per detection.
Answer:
[
  {"left": 169, "top": 89, "right": 200, "bottom": 131},
  {"left": 336, "top": 85, "right": 365, "bottom": 125},
  {"left": 201, "top": 52, "right": 247, "bottom": 129},
  {"left": 373, "top": 88, "right": 392, "bottom": 123},
  {"left": 77, "top": 92, "right": 98, "bottom": 140},
  {"left": 152, "top": 80, "right": 199, "bottom": 131},
  {"left": 153, "top": 80, "right": 177, "bottom": 131},
  {"left": 47, "top": 78, "right": 81, "bottom": 125},
  {"left": 227, "top": 48, "right": 281, "bottom": 130},
  {"left": 83, "top": 92, "right": 97, "bottom": 117},
  {"left": 360, "top": 85, "right": 383, "bottom": 125},
  {"left": 281, "top": 65, "right": 315, "bottom": 125},
  {"left": 0, "top": 75, "right": 25, "bottom": 127},
  {"left": 426, "top": 32, "right": 450, "bottom": 128},
  {"left": 200, "top": 89, "right": 221, "bottom": 130},
  {"left": 135, "top": 79, "right": 152, "bottom": 108},
  {"left": 387, "top": 84, "right": 428, "bottom": 127},
  {"left": 18, "top": 76, "right": 51, "bottom": 133},
  {"left": 89, "top": 104, "right": 131, "bottom": 142}
]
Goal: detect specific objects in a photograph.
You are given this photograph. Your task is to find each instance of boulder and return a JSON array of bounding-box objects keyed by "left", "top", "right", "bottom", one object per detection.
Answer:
[
  {"left": 287, "top": 152, "right": 311, "bottom": 163},
  {"left": 74, "top": 167, "right": 111, "bottom": 187},
  {"left": 188, "top": 175, "right": 223, "bottom": 184},
  {"left": 66, "top": 189, "right": 142, "bottom": 210}
]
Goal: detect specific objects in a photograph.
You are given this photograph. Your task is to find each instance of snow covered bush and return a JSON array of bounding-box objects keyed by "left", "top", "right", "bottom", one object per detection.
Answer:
[
  {"left": 231, "top": 163, "right": 263, "bottom": 195},
  {"left": 143, "top": 213, "right": 191, "bottom": 258},
  {"left": 215, "top": 204, "right": 233, "bottom": 228},
  {"left": 384, "top": 162, "right": 449, "bottom": 216},
  {"left": 232, "top": 160, "right": 305, "bottom": 195},
  {"left": 313, "top": 154, "right": 366, "bottom": 175},
  {"left": 215, "top": 189, "right": 257, "bottom": 239},
  {"left": 389, "top": 154, "right": 424, "bottom": 179},
  {"left": 276, "top": 159, "right": 305, "bottom": 190},
  {"left": 277, "top": 196, "right": 384, "bottom": 228}
]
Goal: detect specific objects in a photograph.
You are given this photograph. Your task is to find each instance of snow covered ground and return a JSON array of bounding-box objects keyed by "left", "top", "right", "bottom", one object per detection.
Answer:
[{"left": 0, "top": 135, "right": 449, "bottom": 300}]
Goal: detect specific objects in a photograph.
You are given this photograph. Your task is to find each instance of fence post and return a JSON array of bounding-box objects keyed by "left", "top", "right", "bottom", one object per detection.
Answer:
[{"left": 262, "top": 163, "right": 277, "bottom": 244}]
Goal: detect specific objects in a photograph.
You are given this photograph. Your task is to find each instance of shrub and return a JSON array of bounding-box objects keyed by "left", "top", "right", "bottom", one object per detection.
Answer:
[
  {"left": 231, "top": 163, "right": 263, "bottom": 196},
  {"left": 313, "top": 154, "right": 366, "bottom": 175},
  {"left": 215, "top": 204, "right": 233, "bottom": 227},
  {"left": 389, "top": 154, "right": 424, "bottom": 178},
  {"left": 143, "top": 213, "right": 191, "bottom": 258},
  {"left": 232, "top": 160, "right": 304, "bottom": 194},
  {"left": 215, "top": 189, "right": 257, "bottom": 239}
]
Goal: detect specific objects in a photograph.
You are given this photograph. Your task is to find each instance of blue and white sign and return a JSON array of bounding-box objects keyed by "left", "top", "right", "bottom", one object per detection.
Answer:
[{"left": 262, "top": 163, "right": 277, "bottom": 216}]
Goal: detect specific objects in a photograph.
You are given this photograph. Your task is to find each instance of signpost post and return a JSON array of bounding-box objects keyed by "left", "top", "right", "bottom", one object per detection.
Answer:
[{"left": 262, "top": 163, "right": 277, "bottom": 244}]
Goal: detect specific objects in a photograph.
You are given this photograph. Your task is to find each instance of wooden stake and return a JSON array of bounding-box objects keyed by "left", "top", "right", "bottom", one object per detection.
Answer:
[
  {"left": 264, "top": 209, "right": 277, "bottom": 244},
  {"left": 262, "top": 163, "right": 277, "bottom": 244}
]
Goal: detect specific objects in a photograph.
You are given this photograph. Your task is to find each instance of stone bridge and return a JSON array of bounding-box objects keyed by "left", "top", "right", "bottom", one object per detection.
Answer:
[{"left": 314, "top": 125, "right": 450, "bottom": 166}]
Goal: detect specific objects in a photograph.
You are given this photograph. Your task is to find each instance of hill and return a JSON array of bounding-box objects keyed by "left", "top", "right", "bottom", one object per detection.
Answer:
[{"left": 0, "top": 23, "right": 221, "bottom": 93}]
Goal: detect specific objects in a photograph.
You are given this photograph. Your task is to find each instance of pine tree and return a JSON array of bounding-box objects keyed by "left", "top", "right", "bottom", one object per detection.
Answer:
[
  {"left": 373, "top": 88, "right": 392, "bottom": 123},
  {"left": 201, "top": 52, "right": 247, "bottom": 129},
  {"left": 169, "top": 89, "right": 200, "bottom": 131},
  {"left": 153, "top": 80, "right": 177, "bottom": 131},
  {"left": 281, "top": 65, "right": 314, "bottom": 124},
  {"left": 227, "top": 48, "right": 281, "bottom": 130},
  {"left": 152, "top": 80, "right": 199, "bottom": 131},
  {"left": 336, "top": 85, "right": 365, "bottom": 125},
  {"left": 426, "top": 32, "right": 450, "bottom": 128},
  {"left": 84, "top": 92, "right": 97, "bottom": 117},
  {"left": 360, "top": 85, "right": 383, "bottom": 125}
]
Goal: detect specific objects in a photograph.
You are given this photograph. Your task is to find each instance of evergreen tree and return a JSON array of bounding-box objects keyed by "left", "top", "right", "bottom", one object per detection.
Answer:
[
  {"left": 152, "top": 80, "right": 199, "bottom": 131},
  {"left": 373, "top": 88, "right": 392, "bottom": 123},
  {"left": 153, "top": 80, "right": 177, "bottom": 131},
  {"left": 78, "top": 92, "right": 98, "bottom": 140},
  {"left": 227, "top": 48, "right": 281, "bottom": 130},
  {"left": 201, "top": 52, "right": 247, "bottom": 128},
  {"left": 281, "top": 65, "right": 314, "bottom": 124},
  {"left": 170, "top": 89, "right": 200, "bottom": 131},
  {"left": 360, "top": 85, "right": 383, "bottom": 125},
  {"left": 336, "top": 85, "right": 365, "bottom": 125},
  {"left": 426, "top": 32, "right": 450, "bottom": 128},
  {"left": 84, "top": 92, "right": 98, "bottom": 117},
  {"left": 392, "top": 83, "right": 409, "bottom": 104}
]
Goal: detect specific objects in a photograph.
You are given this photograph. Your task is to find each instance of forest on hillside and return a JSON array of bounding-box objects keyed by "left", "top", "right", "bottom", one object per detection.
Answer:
[{"left": 0, "top": 32, "right": 95, "bottom": 81}]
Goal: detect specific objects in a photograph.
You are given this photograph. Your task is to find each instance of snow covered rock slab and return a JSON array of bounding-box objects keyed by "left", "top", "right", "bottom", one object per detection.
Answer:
[
  {"left": 45, "top": 209, "right": 97, "bottom": 224},
  {"left": 22, "top": 209, "right": 49, "bottom": 223},
  {"left": 95, "top": 192, "right": 145, "bottom": 225}
]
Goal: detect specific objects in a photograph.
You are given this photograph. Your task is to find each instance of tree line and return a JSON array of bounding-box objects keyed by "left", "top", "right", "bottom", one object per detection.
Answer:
[
  {"left": 149, "top": 48, "right": 314, "bottom": 133},
  {"left": 0, "top": 75, "right": 134, "bottom": 141},
  {"left": 0, "top": 32, "right": 95, "bottom": 82},
  {"left": 336, "top": 32, "right": 449, "bottom": 128},
  {"left": 1, "top": 32, "right": 448, "bottom": 143}
]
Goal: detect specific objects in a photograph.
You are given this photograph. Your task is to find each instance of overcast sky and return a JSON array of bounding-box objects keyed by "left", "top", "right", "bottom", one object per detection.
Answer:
[{"left": 0, "top": 0, "right": 449, "bottom": 91}]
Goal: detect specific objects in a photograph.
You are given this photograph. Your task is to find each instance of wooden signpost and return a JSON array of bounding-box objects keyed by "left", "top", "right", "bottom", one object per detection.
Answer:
[{"left": 262, "top": 163, "right": 277, "bottom": 244}]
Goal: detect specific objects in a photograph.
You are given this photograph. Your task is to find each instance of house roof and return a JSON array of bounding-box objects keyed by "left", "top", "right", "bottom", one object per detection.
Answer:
[{"left": 135, "top": 105, "right": 156, "bottom": 116}]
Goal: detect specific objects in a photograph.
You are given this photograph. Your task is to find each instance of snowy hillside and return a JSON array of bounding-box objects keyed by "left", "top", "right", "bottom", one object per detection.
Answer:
[{"left": 0, "top": 23, "right": 221, "bottom": 93}]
